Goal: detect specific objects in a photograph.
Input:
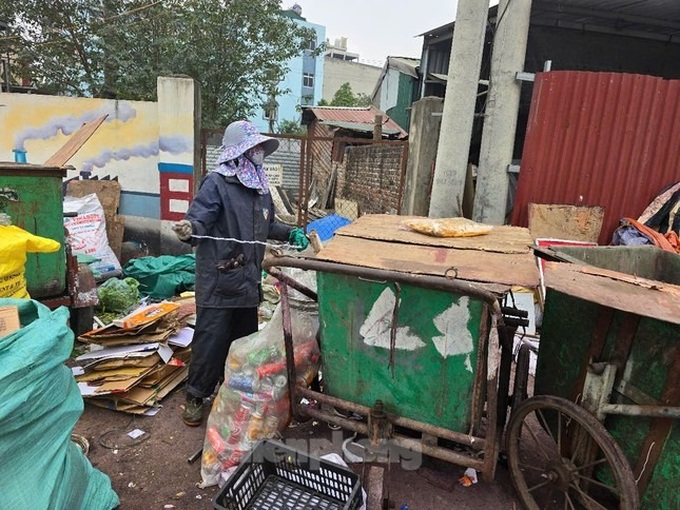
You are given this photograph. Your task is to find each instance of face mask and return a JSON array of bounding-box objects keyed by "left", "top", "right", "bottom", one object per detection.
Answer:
[{"left": 245, "top": 146, "right": 265, "bottom": 166}]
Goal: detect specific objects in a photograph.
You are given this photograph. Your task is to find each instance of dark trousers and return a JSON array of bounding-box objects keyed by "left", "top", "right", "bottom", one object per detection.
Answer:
[{"left": 186, "top": 306, "right": 258, "bottom": 399}]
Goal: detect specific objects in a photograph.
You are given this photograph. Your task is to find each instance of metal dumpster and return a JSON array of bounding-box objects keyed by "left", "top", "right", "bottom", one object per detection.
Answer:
[
  {"left": 0, "top": 164, "right": 67, "bottom": 297},
  {"left": 0, "top": 163, "right": 97, "bottom": 334},
  {"left": 264, "top": 214, "right": 541, "bottom": 482},
  {"left": 510, "top": 245, "right": 680, "bottom": 509}
]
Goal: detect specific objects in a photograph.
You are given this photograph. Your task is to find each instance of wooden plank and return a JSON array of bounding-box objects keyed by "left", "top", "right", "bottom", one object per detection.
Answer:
[
  {"left": 44, "top": 115, "right": 108, "bottom": 167},
  {"left": 317, "top": 236, "right": 540, "bottom": 289},
  {"left": 335, "top": 214, "right": 533, "bottom": 254},
  {"left": 528, "top": 203, "right": 604, "bottom": 243},
  {"left": 544, "top": 262, "right": 680, "bottom": 325},
  {"left": 365, "top": 465, "right": 385, "bottom": 510}
]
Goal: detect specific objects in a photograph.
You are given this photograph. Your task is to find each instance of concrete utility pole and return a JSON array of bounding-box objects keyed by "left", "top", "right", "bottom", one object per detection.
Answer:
[
  {"left": 428, "top": 0, "right": 490, "bottom": 218},
  {"left": 473, "top": 0, "right": 533, "bottom": 224}
]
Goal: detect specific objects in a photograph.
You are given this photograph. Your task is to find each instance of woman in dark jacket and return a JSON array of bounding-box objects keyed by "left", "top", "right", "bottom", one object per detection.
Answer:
[{"left": 172, "top": 120, "right": 307, "bottom": 426}]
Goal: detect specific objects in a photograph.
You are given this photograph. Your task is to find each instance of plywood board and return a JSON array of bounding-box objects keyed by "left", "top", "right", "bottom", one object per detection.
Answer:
[
  {"left": 66, "top": 180, "right": 121, "bottom": 215},
  {"left": 317, "top": 235, "right": 540, "bottom": 289},
  {"left": 44, "top": 115, "right": 108, "bottom": 167},
  {"left": 336, "top": 214, "right": 533, "bottom": 254},
  {"left": 108, "top": 216, "right": 125, "bottom": 261},
  {"left": 544, "top": 262, "right": 680, "bottom": 325},
  {"left": 528, "top": 203, "right": 604, "bottom": 243}
]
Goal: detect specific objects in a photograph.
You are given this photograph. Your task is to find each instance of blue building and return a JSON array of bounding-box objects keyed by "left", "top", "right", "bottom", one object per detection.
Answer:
[{"left": 250, "top": 4, "right": 325, "bottom": 133}]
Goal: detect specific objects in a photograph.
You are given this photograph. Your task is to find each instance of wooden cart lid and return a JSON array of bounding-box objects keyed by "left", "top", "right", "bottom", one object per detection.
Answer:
[
  {"left": 315, "top": 215, "right": 540, "bottom": 290},
  {"left": 544, "top": 262, "right": 680, "bottom": 325}
]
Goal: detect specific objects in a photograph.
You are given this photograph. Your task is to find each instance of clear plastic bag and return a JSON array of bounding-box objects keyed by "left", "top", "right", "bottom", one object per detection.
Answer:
[{"left": 200, "top": 269, "right": 320, "bottom": 487}]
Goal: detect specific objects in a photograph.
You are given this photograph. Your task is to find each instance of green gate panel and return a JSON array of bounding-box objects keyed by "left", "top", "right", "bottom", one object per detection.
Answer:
[{"left": 317, "top": 272, "right": 485, "bottom": 432}]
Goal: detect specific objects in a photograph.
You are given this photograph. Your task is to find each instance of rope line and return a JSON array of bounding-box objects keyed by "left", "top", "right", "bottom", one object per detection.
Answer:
[{"left": 190, "top": 234, "right": 300, "bottom": 250}]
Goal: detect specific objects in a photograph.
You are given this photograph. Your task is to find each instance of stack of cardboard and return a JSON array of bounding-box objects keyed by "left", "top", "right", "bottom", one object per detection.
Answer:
[{"left": 73, "top": 302, "right": 194, "bottom": 414}]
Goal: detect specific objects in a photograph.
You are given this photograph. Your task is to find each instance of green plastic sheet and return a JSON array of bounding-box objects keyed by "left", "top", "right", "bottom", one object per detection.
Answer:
[
  {"left": 123, "top": 254, "right": 195, "bottom": 300},
  {"left": 0, "top": 299, "right": 119, "bottom": 510}
]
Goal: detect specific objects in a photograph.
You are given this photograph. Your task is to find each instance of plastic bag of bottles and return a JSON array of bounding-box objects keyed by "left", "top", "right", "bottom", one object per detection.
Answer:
[{"left": 200, "top": 268, "right": 320, "bottom": 488}]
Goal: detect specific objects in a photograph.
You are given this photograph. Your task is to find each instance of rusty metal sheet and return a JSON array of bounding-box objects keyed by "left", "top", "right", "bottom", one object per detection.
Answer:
[
  {"left": 512, "top": 71, "right": 680, "bottom": 245},
  {"left": 544, "top": 262, "right": 680, "bottom": 325},
  {"left": 304, "top": 106, "right": 407, "bottom": 137},
  {"left": 335, "top": 214, "right": 534, "bottom": 254},
  {"left": 317, "top": 235, "right": 540, "bottom": 289}
]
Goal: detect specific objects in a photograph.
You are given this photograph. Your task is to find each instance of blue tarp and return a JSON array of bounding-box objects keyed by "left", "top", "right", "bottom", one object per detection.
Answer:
[{"left": 306, "top": 214, "right": 352, "bottom": 242}]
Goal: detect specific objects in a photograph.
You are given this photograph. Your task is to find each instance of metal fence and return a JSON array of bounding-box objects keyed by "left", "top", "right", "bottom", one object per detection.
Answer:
[{"left": 200, "top": 129, "right": 409, "bottom": 235}]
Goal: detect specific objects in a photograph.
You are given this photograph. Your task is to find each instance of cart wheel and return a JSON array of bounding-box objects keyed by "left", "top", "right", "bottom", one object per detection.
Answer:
[
  {"left": 496, "top": 326, "right": 515, "bottom": 427},
  {"left": 505, "top": 395, "right": 639, "bottom": 510},
  {"left": 511, "top": 343, "right": 531, "bottom": 413}
]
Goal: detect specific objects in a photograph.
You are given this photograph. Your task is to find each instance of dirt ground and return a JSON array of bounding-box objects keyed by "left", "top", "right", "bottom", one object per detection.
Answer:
[{"left": 74, "top": 388, "right": 523, "bottom": 510}]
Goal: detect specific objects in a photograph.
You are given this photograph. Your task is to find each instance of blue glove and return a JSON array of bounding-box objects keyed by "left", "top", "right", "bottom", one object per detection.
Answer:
[{"left": 289, "top": 228, "right": 309, "bottom": 251}]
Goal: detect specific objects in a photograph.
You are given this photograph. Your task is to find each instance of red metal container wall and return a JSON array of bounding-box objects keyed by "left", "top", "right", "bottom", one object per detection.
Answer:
[{"left": 512, "top": 71, "right": 680, "bottom": 245}]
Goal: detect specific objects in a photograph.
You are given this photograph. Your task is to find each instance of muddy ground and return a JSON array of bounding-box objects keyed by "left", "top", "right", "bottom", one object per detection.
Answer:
[{"left": 74, "top": 388, "right": 522, "bottom": 510}]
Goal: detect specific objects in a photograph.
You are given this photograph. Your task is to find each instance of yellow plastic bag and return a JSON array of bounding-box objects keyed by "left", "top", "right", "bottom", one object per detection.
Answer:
[
  {"left": 403, "top": 217, "right": 494, "bottom": 238},
  {"left": 0, "top": 225, "right": 61, "bottom": 299}
]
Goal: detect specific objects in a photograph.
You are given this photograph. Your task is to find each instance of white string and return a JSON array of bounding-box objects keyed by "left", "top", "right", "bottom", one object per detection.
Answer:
[
  {"left": 635, "top": 441, "right": 656, "bottom": 484},
  {"left": 190, "top": 234, "right": 300, "bottom": 250}
]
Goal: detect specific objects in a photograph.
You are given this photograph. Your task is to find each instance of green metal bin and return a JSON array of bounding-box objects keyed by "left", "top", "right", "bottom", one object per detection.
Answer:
[
  {"left": 537, "top": 246, "right": 680, "bottom": 509},
  {"left": 0, "top": 164, "right": 67, "bottom": 298},
  {"left": 318, "top": 271, "right": 485, "bottom": 432}
]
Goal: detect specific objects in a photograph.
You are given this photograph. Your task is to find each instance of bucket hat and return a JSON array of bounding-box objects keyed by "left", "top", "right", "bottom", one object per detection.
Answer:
[{"left": 217, "top": 120, "right": 279, "bottom": 164}]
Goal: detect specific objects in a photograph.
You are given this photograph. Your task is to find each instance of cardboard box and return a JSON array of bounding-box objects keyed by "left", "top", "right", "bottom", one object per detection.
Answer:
[{"left": 0, "top": 306, "right": 20, "bottom": 338}]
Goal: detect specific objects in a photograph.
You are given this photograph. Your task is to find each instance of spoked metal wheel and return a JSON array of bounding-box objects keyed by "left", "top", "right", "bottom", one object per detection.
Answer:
[{"left": 506, "top": 395, "right": 639, "bottom": 510}]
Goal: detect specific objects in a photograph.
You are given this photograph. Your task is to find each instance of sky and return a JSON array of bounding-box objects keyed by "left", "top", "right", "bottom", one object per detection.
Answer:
[{"left": 297, "top": 0, "right": 461, "bottom": 66}]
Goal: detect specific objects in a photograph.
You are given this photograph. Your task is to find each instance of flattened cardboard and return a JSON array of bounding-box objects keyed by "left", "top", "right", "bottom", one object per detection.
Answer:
[
  {"left": 113, "top": 302, "right": 180, "bottom": 330},
  {"left": 0, "top": 306, "right": 20, "bottom": 338}
]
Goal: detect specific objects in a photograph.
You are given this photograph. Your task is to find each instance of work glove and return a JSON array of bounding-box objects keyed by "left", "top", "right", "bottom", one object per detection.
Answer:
[
  {"left": 289, "top": 227, "right": 309, "bottom": 251},
  {"left": 172, "top": 220, "right": 193, "bottom": 241}
]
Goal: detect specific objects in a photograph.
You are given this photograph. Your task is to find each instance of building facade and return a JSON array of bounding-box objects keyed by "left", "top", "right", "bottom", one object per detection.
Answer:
[
  {"left": 322, "top": 37, "right": 382, "bottom": 103},
  {"left": 249, "top": 5, "right": 325, "bottom": 133},
  {"left": 371, "top": 57, "right": 420, "bottom": 132}
]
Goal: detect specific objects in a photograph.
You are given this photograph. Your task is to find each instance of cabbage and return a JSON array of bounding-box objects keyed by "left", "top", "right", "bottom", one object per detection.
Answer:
[{"left": 96, "top": 277, "right": 140, "bottom": 313}]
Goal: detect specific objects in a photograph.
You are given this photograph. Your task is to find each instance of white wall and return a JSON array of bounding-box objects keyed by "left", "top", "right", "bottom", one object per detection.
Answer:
[{"left": 322, "top": 58, "right": 382, "bottom": 101}]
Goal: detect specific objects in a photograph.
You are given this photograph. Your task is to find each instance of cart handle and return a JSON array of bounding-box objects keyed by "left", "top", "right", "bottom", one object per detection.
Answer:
[{"left": 262, "top": 256, "right": 502, "bottom": 317}]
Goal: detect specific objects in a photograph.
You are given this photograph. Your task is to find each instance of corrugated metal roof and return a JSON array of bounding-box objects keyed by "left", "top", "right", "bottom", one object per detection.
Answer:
[
  {"left": 511, "top": 71, "right": 680, "bottom": 245},
  {"left": 532, "top": 0, "right": 680, "bottom": 41},
  {"left": 302, "top": 106, "right": 408, "bottom": 138},
  {"left": 388, "top": 57, "right": 420, "bottom": 78},
  {"left": 320, "top": 120, "right": 402, "bottom": 136},
  {"left": 420, "top": 1, "right": 680, "bottom": 44}
]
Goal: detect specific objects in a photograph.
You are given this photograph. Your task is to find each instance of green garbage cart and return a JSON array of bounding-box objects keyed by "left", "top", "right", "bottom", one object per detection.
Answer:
[
  {"left": 264, "top": 214, "right": 540, "bottom": 484},
  {"left": 506, "top": 245, "right": 680, "bottom": 510},
  {"left": 0, "top": 163, "right": 97, "bottom": 333}
]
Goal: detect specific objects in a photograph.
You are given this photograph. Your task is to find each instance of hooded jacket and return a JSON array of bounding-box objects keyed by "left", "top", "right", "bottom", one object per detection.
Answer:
[{"left": 184, "top": 172, "right": 292, "bottom": 308}]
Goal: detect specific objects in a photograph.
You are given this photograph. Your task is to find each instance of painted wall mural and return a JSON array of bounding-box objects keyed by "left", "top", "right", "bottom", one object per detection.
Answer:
[{"left": 0, "top": 77, "right": 199, "bottom": 221}]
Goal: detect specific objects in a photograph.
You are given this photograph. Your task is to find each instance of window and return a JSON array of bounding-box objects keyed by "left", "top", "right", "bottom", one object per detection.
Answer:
[
  {"left": 303, "top": 73, "right": 314, "bottom": 88},
  {"left": 263, "top": 107, "right": 277, "bottom": 121},
  {"left": 306, "top": 39, "right": 316, "bottom": 51}
]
